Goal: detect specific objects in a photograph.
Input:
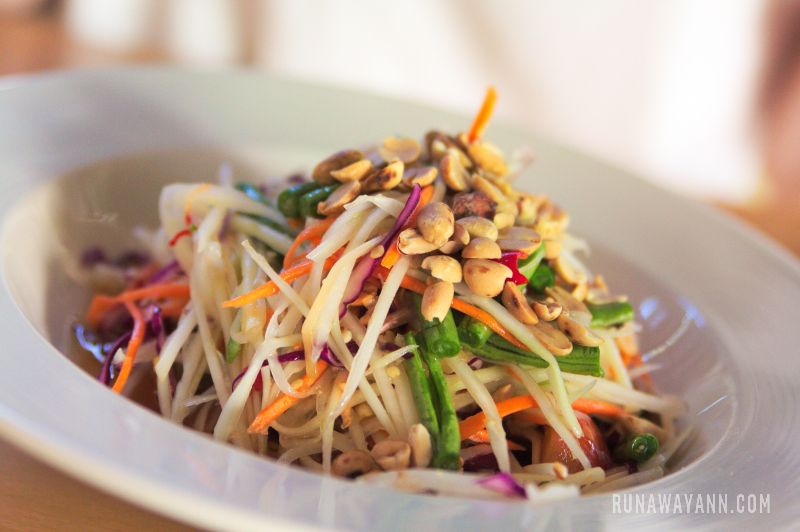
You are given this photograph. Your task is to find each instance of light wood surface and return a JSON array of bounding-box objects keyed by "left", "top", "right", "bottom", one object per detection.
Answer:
[
  {"left": 0, "top": 438, "right": 193, "bottom": 531},
  {"left": 0, "top": 6, "right": 797, "bottom": 532}
]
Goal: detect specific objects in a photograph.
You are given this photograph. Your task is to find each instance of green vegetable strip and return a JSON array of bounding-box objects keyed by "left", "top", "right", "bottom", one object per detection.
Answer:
[
  {"left": 225, "top": 337, "right": 242, "bottom": 363},
  {"left": 465, "top": 341, "right": 549, "bottom": 368},
  {"left": 235, "top": 182, "right": 296, "bottom": 236},
  {"left": 277, "top": 181, "right": 322, "bottom": 218},
  {"left": 588, "top": 301, "right": 634, "bottom": 328},
  {"left": 412, "top": 294, "right": 461, "bottom": 357},
  {"left": 403, "top": 333, "right": 440, "bottom": 445},
  {"left": 458, "top": 331, "right": 603, "bottom": 377},
  {"left": 528, "top": 261, "right": 556, "bottom": 292},
  {"left": 456, "top": 316, "right": 493, "bottom": 348},
  {"left": 614, "top": 433, "right": 659, "bottom": 463},
  {"left": 518, "top": 243, "right": 545, "bottom": 282},
  {"left": 235, "top": 182, "right": 269, "bottom": 204},
  {"left": 416, "top": 333, "right": 460, "bottom": 470},
  {"left": 298, "top": 184, "right": 339, "bottom": 219}
]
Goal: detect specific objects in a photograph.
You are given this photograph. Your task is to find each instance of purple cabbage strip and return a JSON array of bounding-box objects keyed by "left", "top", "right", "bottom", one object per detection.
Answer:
[
  {"left": 147, "top": 260, "right": 181, "bottom": 284},
  {"left": 80, "top": 247, "right": 107, "bottom": 268},
  {"left": 463, "top": 450, "right": 499, "bottom": 473},
  {"left": 99, "top": 331, "right": 132, "bottom": 385},
  {"left": 467, "top": 357, "right": 483, "bottom": 370},
  {"left": 476, "top": 472, "right": 527, "bottom": 499},
  {"left": 230, "top": 345, "right": 341, "bottom": 391},
  {"left": 339, "top": 184, "right": 422, "bottom": 315},
  {"left": 150, "top": 306, "right": 166, "bottom": 354}
]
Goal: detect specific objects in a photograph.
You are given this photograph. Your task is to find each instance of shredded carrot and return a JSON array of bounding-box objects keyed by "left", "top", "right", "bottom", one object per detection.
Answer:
[
  {"left": 248, "top": 360, "right": 329, "bottom": 434},
  {"left": 158, "top": 298, "right": 190, "bottom": 318},
  {"left": 86, "top": 283, "right": 191, "bottom": 327},
  {"left": 398, "top": 274, "right": 527, "bottom": 349},
  {"left": 380, "top": 185, "right": 435, "bottom": 269},
  {"left": 223, "top": 251, "right": 342, "bottom": 309},
  {"left": 111, "top": 300, "right": 146, "bottom": 394},
  {"left": 459, "top": 395, "right": 626, "bottom": 440},
  {"left": 467, "top": 86, "right": 497, "bottom": 144},
  {"left": 285, "top": 235, "right": 322, "bottom": 268},
  {"left": 615, "top": 335, "right": 652, "bottom": 387},
  {"left": 283, "top": 216, "right": 337, "bottom": 269}
]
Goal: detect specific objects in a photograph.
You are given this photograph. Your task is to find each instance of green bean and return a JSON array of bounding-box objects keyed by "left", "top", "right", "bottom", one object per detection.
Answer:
[
  {"left": 412, "top": 294, "right": 461, "bottom": 357},
  {"left": 417, "top": 334, "right": 460, "bottom": 470},
  {"left": 235, "top": 182, "right": 269, "bottom": 204},
  {"left": 236, "top": 182, "right": 296, "bottom": 236},
  {"left": 466, "top": 341, "right": 549, "bottom": 368},
  {"left": 277, "top": 181, "right": 323, "bottom": 218},
  {"left": 479, "top": 335, "right": 604, "bottom": 377},
  {"left": 457, "top": 316, "right": 493, "bottom": 348},
  {"left": 528, "top": 261, "right": 556, "bottom": 292},
  {"left": 518, "top": 243, "right": 545, "bottom": 282},
  {"left": 588, "top": 301, "right": 634, "bottom": 328},
  {"left": 225, "top": 337, "right": 242, "bottom": 363},
  {"left": 298, "top": 184, "right": 339, "bottom": 219},
  {"left": 403, "top": 333, "right": 440, "bottom": 445},
  {"left": 614, "top": 433, "right": 659, "bottom": 463}
]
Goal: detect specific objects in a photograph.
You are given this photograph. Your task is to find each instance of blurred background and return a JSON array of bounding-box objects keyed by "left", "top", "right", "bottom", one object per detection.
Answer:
[{"left": 1, "top": 0, "right": 798, "bottom": 255}]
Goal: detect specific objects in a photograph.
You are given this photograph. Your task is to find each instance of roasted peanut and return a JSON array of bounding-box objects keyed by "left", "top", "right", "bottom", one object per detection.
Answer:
[
  {"left": 312, "top": 149, "right": 364, "bottom": 183},
  {"left": 530, "top": 321, "right": 573, "bottom": 355},
  {"left": 370, "top": 440, "right": 412, "bottom": 471},
  {"left": 557, "top": 313, "right": 602, "bottom": 347},
  {"left": 497, "top": 238, "right": 540, "bottom": 255},
  {"left": 363, "top": 160, "right": 404, "bottom": 192},
  {"left": 402, "top": 166, "right": 438, "bottom": 187},
  {"left": 462, "top": 237, "right": 502, "bottom": 259},
  {"left": 421, "top": 255, "right": 463, "bottom": 283},
  {"left": 332, "top": 449, "right": 375, "bottom": 478},
  {"left": 317, "top": 180, "right": 360, "bottom": 215},
  {"left": 501, "top": 281, "right": 538, "bottom": 324},
  {"left": 463, "top": 259, "right": 511, "bottom": 298},
  {"left": 379, "top": 136, "right": 421, "bottom": 164},
  {"left": 467, "top": 141, "right": 508, "bottom": 177},
  {"left": 439, "top": 151, "right": 471, "bottom": 191},
  {"left": 330, "top": 159, "right": 373, "bottom": 182},
  {"left": 398, "top": 228, "right": 439, "bottom": 255},
  {"left": 421, "top": 280, "right": 454, "bottom": 322},
  {"left": 532, "top": 299, "right": 562, "bottom": 321},
  {"left": 408, "top": 424, "right": 432, "bottom": 467},
  {"left": 416, "top": 201, "right": 455, "bottom": 247},
  {"left": 456, "top": 216, "right": 498, "bottom": 241}
]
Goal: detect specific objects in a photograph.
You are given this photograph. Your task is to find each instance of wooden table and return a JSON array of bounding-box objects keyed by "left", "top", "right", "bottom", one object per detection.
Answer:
[{"left": 1, "top": 7, "right": 798, "bottom": 532}]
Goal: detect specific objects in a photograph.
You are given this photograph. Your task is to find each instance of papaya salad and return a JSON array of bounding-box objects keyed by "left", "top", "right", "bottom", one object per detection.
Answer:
[{"left": 76, "top": 88, "right": 688, "bottom": 501}]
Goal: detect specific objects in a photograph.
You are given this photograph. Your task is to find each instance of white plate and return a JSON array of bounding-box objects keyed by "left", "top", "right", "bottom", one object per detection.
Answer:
[{"left": 0, "top": 69, "right": 798, "bottom": 530}]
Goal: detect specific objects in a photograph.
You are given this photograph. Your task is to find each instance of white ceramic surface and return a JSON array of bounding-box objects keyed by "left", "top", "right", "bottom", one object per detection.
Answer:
[{"left": 0, "top": 69, "right": 798, "bottom": 530}]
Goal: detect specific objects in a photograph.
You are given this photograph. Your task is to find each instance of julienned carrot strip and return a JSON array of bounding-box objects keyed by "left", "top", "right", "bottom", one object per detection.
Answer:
[
  {"left": 459, "top": 395, "right": 536, "bottom": 439},
  {"left": 111, "top": 300, "right": 146, "bottom": 394},
  {"left": 285, "top": 235, "right": 322, "bottom": 268},
  {"left": 615, "top": 335, "right": 652, "bottom": 387},
  {"left": 223, "top": 252, "right": 341, "bottom": 309},
  {"left": 248, "top": 360, "right": 328, "bottom": 434},
  {"left": 467, "top": 86, "right": 497, "bottom": 143},
  {"left": 571, "top": 398, "right": 626, "bottom": 418},
  {"left": 459, "top": 395, "right": 626, "bottom": 440},
  {"left": 380, "top": 185, "right": 435, "bottom": 269},
  {"left": 283, "top": 216, "right": 337, "bottom": 269},
  {"left": 398, "top": 275, "right": 527, "bottom": 350},
  {"left": 86, "top": 283, "right": 191, "bottom": 327}
]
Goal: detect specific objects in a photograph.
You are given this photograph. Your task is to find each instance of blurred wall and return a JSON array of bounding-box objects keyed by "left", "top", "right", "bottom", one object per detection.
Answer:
[{"left": 254, "top": 0, "right": 764, "bottom": 202}]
